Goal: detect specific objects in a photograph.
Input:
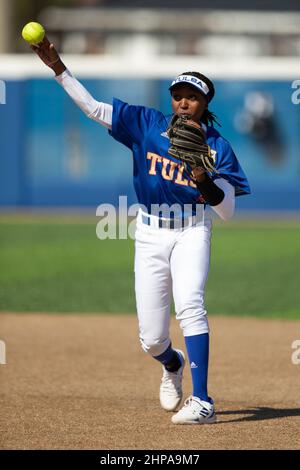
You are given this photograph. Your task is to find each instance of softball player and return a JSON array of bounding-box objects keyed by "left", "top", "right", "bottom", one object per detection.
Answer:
[{"left": 31, "top": 38, "right": 250, "bottom": 425}]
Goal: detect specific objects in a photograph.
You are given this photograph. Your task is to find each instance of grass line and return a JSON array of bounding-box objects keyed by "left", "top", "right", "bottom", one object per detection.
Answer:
[{"left": 0, "top": 220, "right": 299, "bottom": 319}]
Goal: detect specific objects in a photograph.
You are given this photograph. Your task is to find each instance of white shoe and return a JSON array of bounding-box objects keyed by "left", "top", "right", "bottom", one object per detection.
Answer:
[
  {"left": 159, "top": 349, "right": 185, "bottom": 412},
  {"left": 171, "top": 395, "right": 216, "bottom": 425}
]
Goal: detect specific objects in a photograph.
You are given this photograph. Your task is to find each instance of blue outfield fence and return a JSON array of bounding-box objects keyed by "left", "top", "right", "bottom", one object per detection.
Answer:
[{"left": 0, "top": 76, "right": 299, "bottom": 210}]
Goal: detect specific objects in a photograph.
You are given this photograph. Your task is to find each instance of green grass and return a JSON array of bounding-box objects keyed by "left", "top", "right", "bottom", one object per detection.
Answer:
[
  {"left": 207, "top": 222, "right": 300, "bottom": 319},
  {"left": 0, "top": 217, "right": 299, "bottom": 319}
]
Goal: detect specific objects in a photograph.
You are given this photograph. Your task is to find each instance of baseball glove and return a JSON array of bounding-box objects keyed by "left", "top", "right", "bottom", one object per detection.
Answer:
[{"left": 166, "top": 115, "right": 219, "bottom": 177}]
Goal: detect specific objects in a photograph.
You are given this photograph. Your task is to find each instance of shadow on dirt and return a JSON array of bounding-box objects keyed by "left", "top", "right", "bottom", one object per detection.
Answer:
[{"left": 217, "top": 407, "right": 300, "bottom": 423}]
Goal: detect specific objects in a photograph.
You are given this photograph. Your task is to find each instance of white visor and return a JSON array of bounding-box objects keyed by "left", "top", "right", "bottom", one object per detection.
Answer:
[{"left": 169, "top": 75, "right": 210, "bottom": 98}]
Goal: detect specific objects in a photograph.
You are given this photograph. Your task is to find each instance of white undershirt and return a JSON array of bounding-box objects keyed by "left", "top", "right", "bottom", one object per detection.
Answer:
[
  {"left": 55, "top": 69, "right": 235, "bottom": 220},
  {"left": 55, "top": 69, "right": 113, "bottom": 129}
]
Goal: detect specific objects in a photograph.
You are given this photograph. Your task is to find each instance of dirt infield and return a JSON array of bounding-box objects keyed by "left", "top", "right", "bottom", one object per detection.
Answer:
[{"left": 0, "top": 313, "right": 299, "bottom": 450}]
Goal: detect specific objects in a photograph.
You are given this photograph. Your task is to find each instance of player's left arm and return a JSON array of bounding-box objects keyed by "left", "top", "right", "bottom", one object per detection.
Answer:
[
  {"left": 194, "top": 168, "right": 235, "bottom": 221},
  {"left": 209, "top": 178, "right": 235, "bottom": 220},
  {"left": 197, "top": 135, "right": 250, "bottom": 220}
]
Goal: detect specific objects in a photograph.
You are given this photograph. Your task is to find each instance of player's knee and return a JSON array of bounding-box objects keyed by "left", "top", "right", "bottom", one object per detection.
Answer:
[
  {"left": 139, "top": 335, "right": 170, "bottom": 357},
  {"left": 178, "top": 309, "right": 209, "bottom": 336}
]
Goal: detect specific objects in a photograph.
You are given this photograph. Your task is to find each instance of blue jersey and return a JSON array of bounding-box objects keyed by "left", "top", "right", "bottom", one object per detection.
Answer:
[{"left": 110, "top": 98, "right": 250, "bottom": 214}]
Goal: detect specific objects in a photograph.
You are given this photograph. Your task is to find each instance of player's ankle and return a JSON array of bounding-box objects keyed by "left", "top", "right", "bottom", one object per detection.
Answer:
[{"left": 165, "top": 351, "right": 182, "bottom": 372}]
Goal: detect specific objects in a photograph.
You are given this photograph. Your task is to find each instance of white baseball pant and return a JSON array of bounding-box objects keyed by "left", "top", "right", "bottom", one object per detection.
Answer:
[{"left": 134, "top": 209, "right": 212, "bottom": 357}]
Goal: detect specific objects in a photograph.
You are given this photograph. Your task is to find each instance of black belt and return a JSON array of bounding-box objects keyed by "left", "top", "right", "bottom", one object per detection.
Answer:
[{"left": 141, "top": 213, "right": 202, "bottom": 230}]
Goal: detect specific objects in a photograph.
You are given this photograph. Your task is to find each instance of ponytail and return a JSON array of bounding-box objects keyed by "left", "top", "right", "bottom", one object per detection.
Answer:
[{"left": 201, "top": 109, "right": 221, "bottom": 128}]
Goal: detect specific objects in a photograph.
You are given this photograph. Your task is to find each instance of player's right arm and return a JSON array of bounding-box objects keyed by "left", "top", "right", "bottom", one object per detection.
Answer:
[
  {"left": 31, "top": 37, "right": 162, "bottom": 148},
  {"left": 31, "top": 37, "right": 112, "bottom": 129}
]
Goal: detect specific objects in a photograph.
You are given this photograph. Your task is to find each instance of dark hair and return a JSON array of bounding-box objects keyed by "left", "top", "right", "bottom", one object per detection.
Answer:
[{"left": 182, "top": 71, "right": 220, "bottom": 127}]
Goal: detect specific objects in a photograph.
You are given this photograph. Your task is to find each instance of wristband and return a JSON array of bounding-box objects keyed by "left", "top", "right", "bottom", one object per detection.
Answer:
[
  {"left": 195, "top": 174, "right": 225, "bottom": 206},
  {"left": 48, "top": 58, "right": 60, "bottom": 67}
]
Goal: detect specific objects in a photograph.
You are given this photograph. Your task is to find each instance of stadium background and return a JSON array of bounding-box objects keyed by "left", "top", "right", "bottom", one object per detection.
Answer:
[{"left": 0, "top": 0, "right": 300, "bottom": 451}]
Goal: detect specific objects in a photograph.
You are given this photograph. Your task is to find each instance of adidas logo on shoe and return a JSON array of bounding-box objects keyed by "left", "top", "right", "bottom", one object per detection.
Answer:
[{"left": 171, "top": 395, "right": 216, "bottom": 425}]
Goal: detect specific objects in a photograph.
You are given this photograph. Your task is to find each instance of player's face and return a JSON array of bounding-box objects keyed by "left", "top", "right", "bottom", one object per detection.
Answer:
[{"left": 171, "top": 85, "right": 207, "bottom": 122}]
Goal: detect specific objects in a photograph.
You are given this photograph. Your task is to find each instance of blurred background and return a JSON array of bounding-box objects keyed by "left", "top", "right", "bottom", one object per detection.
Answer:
[
  {"left": 0, "top": 0, "right": 299, "bottom": 316},
  {"left": 0, "top": 0, "right": 300, "bottom": 211},
  {"left": 1, "top": 0, "right": 300, "bottom": 209}
]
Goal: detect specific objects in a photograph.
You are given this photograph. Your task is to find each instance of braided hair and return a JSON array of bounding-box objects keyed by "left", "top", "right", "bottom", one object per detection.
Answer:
[{"left": 182, "top": 71, "right": 220, "bottom": 127}]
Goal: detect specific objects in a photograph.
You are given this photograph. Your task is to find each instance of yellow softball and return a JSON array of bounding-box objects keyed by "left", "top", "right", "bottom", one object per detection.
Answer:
[{"left": 22, "top": 22, "right": 45, "bottom": 45}]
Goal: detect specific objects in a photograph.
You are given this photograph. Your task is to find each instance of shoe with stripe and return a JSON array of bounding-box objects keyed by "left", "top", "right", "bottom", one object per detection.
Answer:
[{"left": 171, "top": 395, "right": 216, "bottom": 424}]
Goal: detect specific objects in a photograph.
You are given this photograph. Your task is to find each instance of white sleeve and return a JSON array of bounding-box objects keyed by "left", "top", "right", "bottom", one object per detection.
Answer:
[
  {"left": 210, "top": 178, "right": 235, "bottom": 221},
  {"left": 55, "top": 69, "right": 112, "bottom": 129}
]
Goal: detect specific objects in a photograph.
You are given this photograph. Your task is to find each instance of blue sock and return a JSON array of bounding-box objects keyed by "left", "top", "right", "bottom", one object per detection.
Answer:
[
  {"left": 184, "top": 333, "right": 209, "bottom": 402},
  {"left": 153, "top": 344, "right": 181, "bottom": 372}
]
